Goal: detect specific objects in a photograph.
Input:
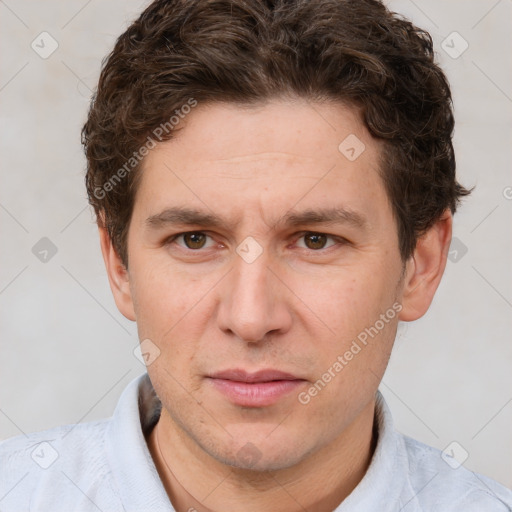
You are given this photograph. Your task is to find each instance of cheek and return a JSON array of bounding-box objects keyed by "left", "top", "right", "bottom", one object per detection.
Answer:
[
  {"left": 129, "top": 260, "right": 226, "bottom": 370},
  {"left": 300, "top": 270, "right": 387, "bottom": 333},
  {"left": 295, "top": 263, "right": 400, "bottom": 375},
  {"left": 129, "top": 262, "right": 196, "bottom": 338}
]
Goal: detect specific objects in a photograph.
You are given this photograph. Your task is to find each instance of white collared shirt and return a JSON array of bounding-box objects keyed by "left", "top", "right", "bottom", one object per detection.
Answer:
[{"left": 1, "top": 373, "right": 511, "bottom": 511}]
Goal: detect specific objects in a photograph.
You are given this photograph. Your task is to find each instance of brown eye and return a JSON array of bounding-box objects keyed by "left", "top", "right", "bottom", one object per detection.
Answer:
[
  {"left": 183, "top": 232, "right": 207, "bottom": 249},
  {"left": 303, "top": 233, "right": 328, "bottom": 250}
]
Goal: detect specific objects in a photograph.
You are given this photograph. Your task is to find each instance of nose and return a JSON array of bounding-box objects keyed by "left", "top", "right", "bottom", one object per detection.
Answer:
[{"left": 216, "top": 251, "right": 293, "bottom": 343}]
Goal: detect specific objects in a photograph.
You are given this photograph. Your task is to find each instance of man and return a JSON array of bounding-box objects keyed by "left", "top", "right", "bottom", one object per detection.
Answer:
[{"left": 1, "top": 0, "right": 511, "bottom": 510}]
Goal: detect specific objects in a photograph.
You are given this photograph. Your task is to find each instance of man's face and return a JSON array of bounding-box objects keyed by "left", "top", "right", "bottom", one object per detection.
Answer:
[{"left": 124, "top": 99, "right": 406, "bottom": 470}]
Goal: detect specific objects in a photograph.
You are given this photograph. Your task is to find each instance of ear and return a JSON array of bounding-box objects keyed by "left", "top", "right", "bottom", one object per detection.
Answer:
[
  {"left": 98, "top": 226, "right": 136, "bottom": 321},
  {"left": 399, "top": 210, "right": 453, "bottom": 322}
]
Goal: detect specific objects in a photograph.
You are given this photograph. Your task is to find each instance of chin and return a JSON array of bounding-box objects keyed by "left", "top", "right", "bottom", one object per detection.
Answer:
[
  {"left": 220, "top": 449, "right": 308, "bottom": 473},
  {"left": 202, "top": 430, "right": 315, "bottom": 473}
]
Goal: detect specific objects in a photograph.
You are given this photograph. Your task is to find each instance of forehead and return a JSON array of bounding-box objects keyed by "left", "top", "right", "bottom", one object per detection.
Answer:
[
  {"left": 161, "top": 99, "right": 371, "bottom": 165},
  {"left": 132, "top": 99, "right": 393, "bottom": 235}
]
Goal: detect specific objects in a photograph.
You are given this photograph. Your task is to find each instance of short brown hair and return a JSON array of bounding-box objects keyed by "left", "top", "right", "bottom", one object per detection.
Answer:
[{"left": 83, "top": 0, "right": 471, "bottom": 266}]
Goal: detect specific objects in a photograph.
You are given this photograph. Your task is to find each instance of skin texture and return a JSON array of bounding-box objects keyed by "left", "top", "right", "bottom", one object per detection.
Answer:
[{"left": 100, "top": 99, "right": 452, "bottom": 511}]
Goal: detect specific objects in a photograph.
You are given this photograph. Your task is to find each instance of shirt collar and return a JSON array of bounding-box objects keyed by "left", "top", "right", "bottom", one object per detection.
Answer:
[
  {"left": 334, "top": 391, "right": 409, "bottom": 511},
  {"left": 105, "top": 373, "right": 172, "bottom": 512}
]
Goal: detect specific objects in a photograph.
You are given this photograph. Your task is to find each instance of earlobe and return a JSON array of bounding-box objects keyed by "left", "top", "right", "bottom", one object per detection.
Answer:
[
  {"left": 399, "top": 210, "right": 453, "bottom": 322},
  {"left": 98, "top": 226, "right": 136, "bottom": 322}
]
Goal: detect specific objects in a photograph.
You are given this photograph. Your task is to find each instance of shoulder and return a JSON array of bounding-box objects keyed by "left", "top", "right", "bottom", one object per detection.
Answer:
[
  {"left": 0, "top": 419, "right": 120, "bottom": 511},
  {"left": 401, "top": 433, "right": 512, "bottom": 511},
  {"left": 0, "top": 418, "right": 109, "bottom": 471}
]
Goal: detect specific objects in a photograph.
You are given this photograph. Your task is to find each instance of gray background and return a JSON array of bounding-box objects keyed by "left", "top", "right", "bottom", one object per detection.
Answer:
[{"left": 0, "top": 0, "right": 511, "bottom": 487}]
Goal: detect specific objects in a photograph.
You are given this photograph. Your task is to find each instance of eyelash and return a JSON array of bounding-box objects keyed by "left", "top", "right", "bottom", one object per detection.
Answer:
[{"left": 165, "top": 231, "right": 348, "bottom": 253}]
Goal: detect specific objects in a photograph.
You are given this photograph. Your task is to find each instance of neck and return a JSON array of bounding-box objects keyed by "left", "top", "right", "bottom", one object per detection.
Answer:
[{"left": 147, "top": 400, "right": 377, "bottom": 512}]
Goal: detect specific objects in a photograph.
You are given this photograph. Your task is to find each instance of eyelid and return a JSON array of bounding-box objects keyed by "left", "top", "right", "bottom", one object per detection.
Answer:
[
  {"left": 164, "top": 230, "right": 349, "bottom": 252},
  {"left": 293, "top": 232, "right": 347, "bottom": 251},
  {"left": 165, "top": 231, "right": 217, "bottom": 250}
]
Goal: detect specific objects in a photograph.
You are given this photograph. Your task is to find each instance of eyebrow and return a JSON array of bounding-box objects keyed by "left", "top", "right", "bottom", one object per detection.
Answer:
[
  {"left": 145, "top": 206, "right": 367, "bottom": 231},
  {"left": 282, "top": 207, "right": 367, "bottom": 229}
]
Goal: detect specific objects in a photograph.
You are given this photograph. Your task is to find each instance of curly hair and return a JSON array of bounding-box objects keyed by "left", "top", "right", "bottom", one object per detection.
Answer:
[{"left": 82, "top": 0, "right": 471, "bottom": 266}]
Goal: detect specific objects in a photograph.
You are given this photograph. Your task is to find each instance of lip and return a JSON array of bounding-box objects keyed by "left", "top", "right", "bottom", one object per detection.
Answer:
[
  {"left": 210, "top": 369, "right": 301, "bottom": 383},
  {"left": 207, "top": 369, "right": 306, "bottom": 407}
]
